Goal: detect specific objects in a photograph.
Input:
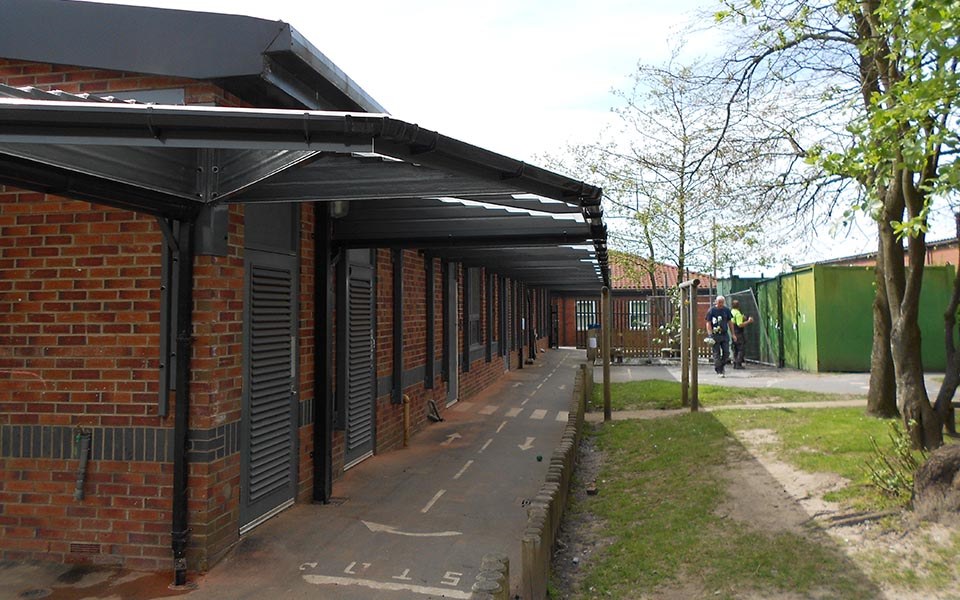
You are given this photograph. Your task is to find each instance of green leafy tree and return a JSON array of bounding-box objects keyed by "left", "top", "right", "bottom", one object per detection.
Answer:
[
  {"left": 717, "top": 0, "right": 960, "bottom": 449},
  {"left": 556, "top": 55, "right": 791, "bottom": 285}
]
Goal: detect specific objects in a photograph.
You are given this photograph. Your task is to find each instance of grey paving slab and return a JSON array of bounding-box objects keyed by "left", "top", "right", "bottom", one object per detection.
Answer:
[{"left": 596, "top": 358, "right": 946, "bottom": 397}]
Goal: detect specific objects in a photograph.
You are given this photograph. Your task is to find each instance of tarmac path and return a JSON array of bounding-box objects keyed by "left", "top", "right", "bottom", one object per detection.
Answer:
[
  {"left": 187, "top": 347, "right": 581, "bottom": 599},
  {"left": 2, "top": 348, "right": 582, "bottom": 600}
]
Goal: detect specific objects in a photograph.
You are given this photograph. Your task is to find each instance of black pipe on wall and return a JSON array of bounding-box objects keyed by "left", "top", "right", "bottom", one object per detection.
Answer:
[
  {"left": 313, "top": 207, "right": 333, "bottom": 503},
  {"left": 171, "top": 219, "right": 194, "bottom": 587}
]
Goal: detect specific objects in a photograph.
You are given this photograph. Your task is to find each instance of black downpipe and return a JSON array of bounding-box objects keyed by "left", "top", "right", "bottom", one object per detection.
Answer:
[
  {"left": 313, "top": 207, "right": 333, "bottom": 502},
  {"left": 516, "top": 283, "right": 523, "bottom": 370},
  {"left": 528, "top": 289, "right": 536, "bottom": 362},
  {"left": 172, "top": 219, "right": 194, "bottom": 587}
]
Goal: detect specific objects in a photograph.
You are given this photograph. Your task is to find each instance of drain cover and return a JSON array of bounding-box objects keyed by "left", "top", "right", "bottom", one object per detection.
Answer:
[
  {"left": 19, "top": 589, "right": 52, "bottom": 599},
  {"left": 519, "top": 498, "right": 532, "bottom": 508}
]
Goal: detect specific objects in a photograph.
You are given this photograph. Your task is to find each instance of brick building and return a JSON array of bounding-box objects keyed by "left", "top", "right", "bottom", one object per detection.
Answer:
[
  {"left": 0, "top": 0, "right": 608, "bottom": 583},
  {"left": 554, "top": 251, "right": 713, "bottom": 349}
]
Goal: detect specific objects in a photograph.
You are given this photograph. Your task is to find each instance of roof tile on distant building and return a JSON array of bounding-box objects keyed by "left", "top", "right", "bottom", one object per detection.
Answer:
[{"left": 609, "top": 251, "right": 716, "bottom": 291}]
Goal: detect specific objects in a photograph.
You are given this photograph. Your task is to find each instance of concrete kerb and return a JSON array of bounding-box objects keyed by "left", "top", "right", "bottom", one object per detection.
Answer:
[{"left": 517, "top": 361, "right": 591, "bottom": 599}]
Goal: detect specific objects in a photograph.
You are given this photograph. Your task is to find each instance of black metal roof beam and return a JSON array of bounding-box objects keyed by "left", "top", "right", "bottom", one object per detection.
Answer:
[
  {"left": 236, "top": 158, "right": 519, "bottom": 203},
  {"left": 0, "top": 152, "right": 197, "bottom": 219},
  {"left": 333, "top": 216, "right": 586, "bottom": 239},
  {"left": 334, "top": 233, "right": 594, "bottom": 249}
]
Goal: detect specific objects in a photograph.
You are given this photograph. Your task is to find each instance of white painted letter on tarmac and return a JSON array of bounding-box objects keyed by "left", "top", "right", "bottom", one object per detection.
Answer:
[{"left": 441, "top": 572, "right": 463, "bottom": 587}]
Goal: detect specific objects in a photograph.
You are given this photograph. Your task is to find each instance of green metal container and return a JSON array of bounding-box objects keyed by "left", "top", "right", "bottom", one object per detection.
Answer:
[{"left": 751, "top": 264, "right": 955, "bottom": 372}]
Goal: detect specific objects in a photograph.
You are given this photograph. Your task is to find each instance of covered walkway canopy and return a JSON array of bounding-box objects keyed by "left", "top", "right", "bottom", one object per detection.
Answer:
[{"left": 0, "top": 86, "right": 608, "bottom": 291}]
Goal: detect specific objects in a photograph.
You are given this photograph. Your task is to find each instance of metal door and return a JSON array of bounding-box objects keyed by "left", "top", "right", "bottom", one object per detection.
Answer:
[
  {"left": 240, "top": 251, "right": 298, "bottom": 533},
  {"left": 445, "top": 262, "right": 459, "bottom": 406},
  {"left": 344, "top": 251, "right": 375, "bottom": 468}
]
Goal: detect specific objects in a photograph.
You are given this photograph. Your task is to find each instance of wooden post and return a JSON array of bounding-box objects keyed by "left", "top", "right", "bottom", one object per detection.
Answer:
[
  {"left": 678, "top": 278, "right": 701, "bottom": 412},
  {"left": 680, "top": 285, "right": 689, "bottom": 407},
  {"left": 690, "top": 280, "right": 700, "bottom": 411},
  {"left": 601, "top": 286, "right": 611, "bottom": 422}
]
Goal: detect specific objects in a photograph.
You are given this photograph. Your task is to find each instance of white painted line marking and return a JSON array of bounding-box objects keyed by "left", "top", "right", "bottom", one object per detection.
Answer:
[
  {"left": 505, "top": 407, "right": 523, "bottom": 418},
  {"left": 520, "top": 399, "right": 529, "bottom": 406},
  {"left": 303, "top": 575, "right": 472, "bottom": 599},
  {"left": 452, "top": 402, "right": 473, "bottom": 412},
  {"left": 536, "top": 383, "right": 544, "bottom": 390},
  {"left": 556, "top": 411, "right": 569, "bottom": 421},
  {"left": 300, "top": 562, "right": 317, "bottom": 571},
  {"left": 453, "top": 460, "right": 474, "bottom": 480},
  {"left": 363, "top": 521, "right": 462, "bottom": 537},
  {"left": 518, "top": 437, "right": 535, "bottom": 451},
  {"left": 496, "top": 421, "right": 508, "bottom": 433},
  {"left": 421, "top": 489, "right": 446, "bottom": 513},
  {"left": 479, "top": 404, "right": 498, "bottom": 415},
  {"left": 530, "top": 409, "right": 547, "bottom": 420},
  {"left": 558, "top": 384, "right": 567, "bottom": 391},
  {"left": 441, "top": 433, "right": 462, "bottom": 446},
  {"left": 479, "top": 439, "right": 493, "bottom": 453},
  {"left": 393, "top": 569, "right": 413, "bottom": 581},
  {"left": 513, "top": 382, "right": 523, "bottom": 388}
]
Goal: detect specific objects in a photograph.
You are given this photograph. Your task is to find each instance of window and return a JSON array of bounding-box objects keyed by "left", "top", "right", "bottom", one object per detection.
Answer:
[
  {"left": 575, "top": 300, "right": 597, "bottom": 331},
  {"left": 467, "top": 268, "right": 482, "bottom": 347},
  {"left": 628, "top": 300, "right": 649, "bottom": 330}
]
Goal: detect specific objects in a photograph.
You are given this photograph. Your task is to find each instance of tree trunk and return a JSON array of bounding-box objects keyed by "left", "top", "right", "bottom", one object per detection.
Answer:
[
  {"left": 933, "top": 264, "right": 960, "bottom": 436},
  {"left": 892, "top": 318, "right": 942, "bottom": 449},
  {"left": 879, "top": 183, "right": 942, "bottom": 450},
  {"left": 867, "top": 229, "right": 898, "bottom": 417}
]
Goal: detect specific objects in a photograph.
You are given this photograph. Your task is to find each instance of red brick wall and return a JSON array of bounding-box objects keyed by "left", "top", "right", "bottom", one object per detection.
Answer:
[
  {"left": 0, "top": 59, "right": 250, "bottom": 570},
  {"left": 297, "top": 204, "right": 315, "bottom": 502},
  {"left": 0, "top": 191, "right": 171, "bottom": 569},
  {"left": 0, "top": 59, "right": 248, "bottom": 106}
]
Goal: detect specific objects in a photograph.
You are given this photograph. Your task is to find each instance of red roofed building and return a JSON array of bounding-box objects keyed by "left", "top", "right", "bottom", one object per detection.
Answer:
[{"left": 553, "top": 252, "right": 716, "bottom": 349}]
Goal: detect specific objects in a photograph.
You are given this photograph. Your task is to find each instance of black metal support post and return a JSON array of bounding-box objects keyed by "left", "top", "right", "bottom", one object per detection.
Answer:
[
  {"left": 527, "top": 288, "right": 536, "bottom": 362},
  {"left": 171, "top": 218, "right": 194, "bottom": 587},
  {"left": 312, "top": 207, "right": 333, "bottom": 502}
]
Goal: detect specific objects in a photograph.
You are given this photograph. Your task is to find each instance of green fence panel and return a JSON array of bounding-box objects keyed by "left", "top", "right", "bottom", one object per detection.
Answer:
[{"left": 796, "top": 269, "right": 818, "bottom": 371}]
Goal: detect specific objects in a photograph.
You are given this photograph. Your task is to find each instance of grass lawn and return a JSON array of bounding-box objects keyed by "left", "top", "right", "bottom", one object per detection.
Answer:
[
  {"left": 564, "top": 413, "right": 883, "bottom": 599},
  {"left": 589, "top": 378, "right": 861, "bottom": 412}
]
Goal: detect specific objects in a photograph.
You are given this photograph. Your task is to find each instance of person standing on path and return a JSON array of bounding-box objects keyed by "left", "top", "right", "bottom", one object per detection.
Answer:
[
  {"left": 705, "top": 295, "right": 734, "bottom": 377},
  {"left": 730, "top": 299, "right": 754, "bottom": 370}
]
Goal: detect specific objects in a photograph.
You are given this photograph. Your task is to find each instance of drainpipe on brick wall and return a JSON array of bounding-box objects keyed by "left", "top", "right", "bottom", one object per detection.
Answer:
[
  {"left": 313, "top": 207, "right": 334, "bottom": 503},
  {"left": 171, "top": 219, "right": 194, "bottom": 587}
]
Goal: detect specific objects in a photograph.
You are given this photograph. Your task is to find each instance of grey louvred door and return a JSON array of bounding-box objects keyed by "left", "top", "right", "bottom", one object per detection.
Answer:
[
  {"left": 241, "top": 251, "right": 298, "bottom": 532},
  {"left": 344, "top": 253, "right": 375, "bottom": 468}
]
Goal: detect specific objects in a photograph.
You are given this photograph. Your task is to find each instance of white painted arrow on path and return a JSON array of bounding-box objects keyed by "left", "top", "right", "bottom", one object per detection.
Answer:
[
  {"left": 441, "top": 433, "right": 461, "bottom": 446},
  {"left": 362, "top": 521, "right": 462, "bottom": 537},
  {"left": 518, "top": 437, "right": 536, "bottom": 451}
]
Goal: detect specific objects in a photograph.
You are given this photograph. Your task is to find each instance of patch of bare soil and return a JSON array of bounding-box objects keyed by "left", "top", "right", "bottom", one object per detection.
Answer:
[
  {"left": 550, "top": 432, "right": 612, "bottom": 599},
  {"left": 725, "top": 428, "right": 960, "bottom": 600}
]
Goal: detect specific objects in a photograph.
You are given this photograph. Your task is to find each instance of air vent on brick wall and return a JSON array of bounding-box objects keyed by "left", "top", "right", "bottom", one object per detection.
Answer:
[{"left": 69, "top": 542, "right": 100, "bottom": 555}]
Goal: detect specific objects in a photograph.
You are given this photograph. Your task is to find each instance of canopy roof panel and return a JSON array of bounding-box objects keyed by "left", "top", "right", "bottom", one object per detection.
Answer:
[{"left": 0, "top": 87, "right": 608, "bottom": 291}]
